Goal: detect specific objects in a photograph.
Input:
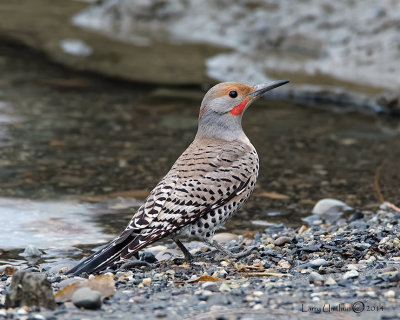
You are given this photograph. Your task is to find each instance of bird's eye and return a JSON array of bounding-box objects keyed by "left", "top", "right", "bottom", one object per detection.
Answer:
[{"left": 229, "top": 90, "right": 238, "bottom": 98}]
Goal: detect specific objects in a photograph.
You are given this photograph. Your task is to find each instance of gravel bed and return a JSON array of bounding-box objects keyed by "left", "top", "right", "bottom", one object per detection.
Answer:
[{"left": 1, "top": 206, "right": 400, "bottom": 320}]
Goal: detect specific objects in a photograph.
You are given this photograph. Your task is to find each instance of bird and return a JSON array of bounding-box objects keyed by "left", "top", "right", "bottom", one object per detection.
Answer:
[{"left": 66, "top": 80, "right": 289, "bottom": 275}]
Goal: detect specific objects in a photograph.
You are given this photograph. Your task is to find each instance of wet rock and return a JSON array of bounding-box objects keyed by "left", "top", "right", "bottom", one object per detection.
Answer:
[
  {"left": 5, "top": 271, "right": 56, "bottom": 309},
  {"left": 72, "top": 287, "right": 102, "bottom": 310},
  {"left": 274, "top": 236, "right": 291, "bottom": 246}
]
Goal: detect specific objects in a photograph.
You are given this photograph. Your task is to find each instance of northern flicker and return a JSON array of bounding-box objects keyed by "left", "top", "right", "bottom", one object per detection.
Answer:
[{"left": 66, "top": 80, "right": 289, "bottom": 275}]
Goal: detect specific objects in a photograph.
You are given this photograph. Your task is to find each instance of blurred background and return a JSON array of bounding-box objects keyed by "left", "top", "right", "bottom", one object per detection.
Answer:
[{"left": 0, "top": 0, "right": 399, "bottom": 267}]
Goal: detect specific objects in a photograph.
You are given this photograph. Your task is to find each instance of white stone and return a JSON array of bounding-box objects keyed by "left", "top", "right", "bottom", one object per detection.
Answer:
[
  {"left": 384, "top": 290, "right": 396, "bottom": 298},
  {"left": 343, "top": 270, "right": 359, "bottom": 279}
]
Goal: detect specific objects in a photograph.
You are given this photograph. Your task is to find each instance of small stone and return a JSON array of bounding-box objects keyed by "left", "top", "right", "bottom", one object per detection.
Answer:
[
  {"left": 298, "top": 225, "right": 308, "bottom": 235},
  {"left": 380, "top": 271, "right": 400, "bottom": 282},
  {"left": 0, "top": 265, "right": 18, "bottom": 276},
  {"left": 343, "top": 270, "right": 359, "bottom": 280},
  {"left": 312, "top": 198, "right": 352, "bottom": 223},
  {"left": 58, "top": 277, "right": 85, "bottom": 289},
  {"left": 141, "top": 278, "right": 152, "bottom": 286},
  {"left": 219, "top": 283, "right": 231, "bottom": 292},
  {"left": 309, "top": 271, "right": 323, "bottom": 284},
  {"left": 220, "top": 261, "right": 229, "bottom": 267},
  {"left": 16, "top": 306, "right": 28, "bottom": 315},
  {"left": 274, "top": 236, "right": 291, "bottom": 246},
  {"left": 140, "top": 252, "right": 158, "bottom": 263},
  {"left": 384, "top": 290, "right": 396, "bottom": 298},
  {"left": 277, "top": 259, "right": 291, "bottom": 269},
  {"left": 309, "top": 258, "right": 329, "bottom": 268},
  {"left": 207, "top": 294, "right": 230, "bottom": 305},
  {"left": 213, "top": 233, "right": 238, "bottom": 242},
  {"left": 72, "top": 287, "right": 102, "bottom": 310},
  {"left": 324, "top": 276, "right": 337, "bottom": 285},
  {"left": 154, "top": 310, "right": 167, "bottom": 318},
  {"left": 201, "top": 282, "right": 219, "bottom": 292}
]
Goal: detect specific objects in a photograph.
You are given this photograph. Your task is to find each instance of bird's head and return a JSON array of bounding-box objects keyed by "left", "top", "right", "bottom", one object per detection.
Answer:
[{"left": 196, "top": 80, "right": 289, "bottom": 141}]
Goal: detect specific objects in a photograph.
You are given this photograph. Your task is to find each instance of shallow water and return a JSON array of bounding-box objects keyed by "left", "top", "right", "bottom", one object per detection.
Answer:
[{"left": 0, "top": 42, "right": 399, "bottom": 267}]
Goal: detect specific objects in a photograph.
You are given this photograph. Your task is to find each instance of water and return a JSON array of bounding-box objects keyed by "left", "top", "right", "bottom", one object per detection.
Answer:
[{"left": 0, "top": 42, "right": 399, "bottom": 268}]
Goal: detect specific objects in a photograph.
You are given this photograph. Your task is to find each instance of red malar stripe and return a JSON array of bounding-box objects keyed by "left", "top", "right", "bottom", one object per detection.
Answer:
[{"left": 230, "top": 100, "right": 248, "bottom": 116}]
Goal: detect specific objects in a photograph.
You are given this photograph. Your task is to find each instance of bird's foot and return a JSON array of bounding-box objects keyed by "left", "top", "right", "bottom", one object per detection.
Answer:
[
  {"left": 209, "top": 240, "right": 257, "bottom": 260},
  {"left": 173, "top": 238, "right": 194, "bottom": 261},
  {"left": 118, "top": 258, "right": 153, "bottom": 270}
]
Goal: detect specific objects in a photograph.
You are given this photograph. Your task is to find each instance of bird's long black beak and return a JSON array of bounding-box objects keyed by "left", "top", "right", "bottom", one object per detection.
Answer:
[{"left": 247, "top": 80, "right": 289, "bottom": 98}]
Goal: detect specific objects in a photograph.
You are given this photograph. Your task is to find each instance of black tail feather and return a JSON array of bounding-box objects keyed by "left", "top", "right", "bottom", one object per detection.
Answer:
[{"left": 65, "top": 235, "right": 139, "bottom": 276}]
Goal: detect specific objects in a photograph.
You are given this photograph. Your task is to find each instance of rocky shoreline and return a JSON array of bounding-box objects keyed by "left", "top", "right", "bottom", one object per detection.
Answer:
[{"left": 1, "top": 203, "right": 400, "bottom": 320}]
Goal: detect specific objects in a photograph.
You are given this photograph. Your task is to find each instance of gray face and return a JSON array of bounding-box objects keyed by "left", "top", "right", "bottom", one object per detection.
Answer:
[
  {"left": 196, "top": 81, "right": 289, "bottom": 141},
  {"left": 198, "top": 82, "right": 254, "bottom": 116}
]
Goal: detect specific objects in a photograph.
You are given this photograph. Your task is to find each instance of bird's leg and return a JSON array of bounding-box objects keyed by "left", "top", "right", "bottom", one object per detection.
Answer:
[
  {"left": 209, "top": 240, "right": 257, "bottom": 259},
  {"left": 173, "top": 238, "right": 194, "bottom": 260}
]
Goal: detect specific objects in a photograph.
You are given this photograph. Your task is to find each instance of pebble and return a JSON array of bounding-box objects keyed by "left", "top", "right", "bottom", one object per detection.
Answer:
[
  {"left": 384, "top": 290, "right": 396, "bottom": 298},
  {"left": 324, "top": 277, "right": 337, "bottom": 285},
  {"left": 278, "top": 259, "right": 291, "bottom": 269},
  {"left": 72, "top": 287, "right": 102, "bottom": 310},
  {"left": 141, "top": 278, "right": 152, "bottom": 286},
  {"left": 207, "top": 294, "right": 230, "bottom": 305},
  {"left": 312, "top": 198, "right": 352, "bottom": 217},
  {"left": 213, "top": 233, "right": 238, "bottom": 242},
  {"left": 219, "top": 283, "right": 231, "bottom": 292},
  {"left": 274, "top": 236, "right": 291, "bottom": 246},
  {"left": 2, "top": 189, "right": 400, "bottom": 319},
  {"left": 343, "top": 270, "right": 359, "bottom": 280},
  {"left": 140, "top": 252, "right": 158, "bottom": 263},
  {"left": 201, "top": 282, "right": 219, "bottom": 292},
  {"left": 309, "top": 258, "right": 330, "bottom": 268},
  {"left": 309, "top": 271, "right": 323, "bottom": 284}
]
